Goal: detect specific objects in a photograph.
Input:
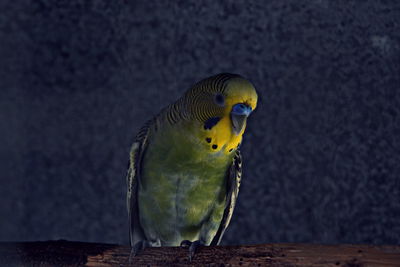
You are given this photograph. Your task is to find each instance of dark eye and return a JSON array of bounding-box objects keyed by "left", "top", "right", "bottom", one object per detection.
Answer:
[{"left": 214, "top": 93, "right": 225, "bottom": 106}]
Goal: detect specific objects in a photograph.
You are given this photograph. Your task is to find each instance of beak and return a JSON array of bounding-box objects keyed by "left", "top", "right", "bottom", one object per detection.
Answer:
[{"left": 231, "top": 103, "right": 252, "bottom": 135}]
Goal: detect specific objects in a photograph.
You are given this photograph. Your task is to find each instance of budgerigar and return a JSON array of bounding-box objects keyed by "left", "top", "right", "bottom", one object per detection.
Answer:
[{"left": 126, "top": 73, "right": 258, "bottom": 258}]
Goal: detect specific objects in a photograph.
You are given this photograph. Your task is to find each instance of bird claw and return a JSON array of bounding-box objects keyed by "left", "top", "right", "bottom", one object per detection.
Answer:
[
  {"left": 180, "top": 240, "right": 203, "bottom": 261},
  {"left": 180, "top": 240, "right": 192, "bottom": 248}
]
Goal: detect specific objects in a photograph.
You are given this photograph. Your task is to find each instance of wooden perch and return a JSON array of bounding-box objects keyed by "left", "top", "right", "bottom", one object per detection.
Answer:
[{"left": 0, "top": 240, "right": 400, "bottom": 266}]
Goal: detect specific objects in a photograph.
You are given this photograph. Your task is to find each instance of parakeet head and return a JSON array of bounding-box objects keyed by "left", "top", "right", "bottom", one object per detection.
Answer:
[{"left": 183, "top": 73, "right": 258, "bottom": 154}]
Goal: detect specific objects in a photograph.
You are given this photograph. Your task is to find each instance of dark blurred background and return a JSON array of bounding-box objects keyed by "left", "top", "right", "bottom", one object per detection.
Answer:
[{"left": 1, "top": 0, "right": 400, "bottom": 245}]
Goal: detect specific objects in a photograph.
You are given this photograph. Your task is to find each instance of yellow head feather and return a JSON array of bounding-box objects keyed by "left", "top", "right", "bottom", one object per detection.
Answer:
[{"left": 181, "top": 73, "right": 258, "bottom": 155}]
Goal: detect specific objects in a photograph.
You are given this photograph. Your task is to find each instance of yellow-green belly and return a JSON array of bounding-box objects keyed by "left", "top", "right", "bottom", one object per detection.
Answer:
[{"left": 138, "top": 123, "right": 232, "bottom": 246}]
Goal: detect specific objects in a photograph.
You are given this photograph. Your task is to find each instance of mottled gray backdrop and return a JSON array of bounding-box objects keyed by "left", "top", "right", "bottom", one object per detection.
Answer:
[{"left": 1, "top": 1, "right": 400, "bottom": 245}]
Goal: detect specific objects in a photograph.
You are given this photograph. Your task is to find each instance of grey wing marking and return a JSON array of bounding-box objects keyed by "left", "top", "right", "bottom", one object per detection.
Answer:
[
  {"left": 127, "top": 120, "right": 152, "bottom": 246},
  {"left": 210, "top": 150, "right": 242, "bottom": 245}
]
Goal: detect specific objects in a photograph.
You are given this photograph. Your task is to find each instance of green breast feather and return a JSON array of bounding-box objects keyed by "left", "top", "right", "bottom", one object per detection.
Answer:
[{"left": 138, "top": 120, "right": 234, "bottom": 246}]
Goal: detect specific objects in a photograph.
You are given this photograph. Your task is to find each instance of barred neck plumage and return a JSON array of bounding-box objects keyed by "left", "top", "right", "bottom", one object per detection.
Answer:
[{"left": 164, "top": 73, "right": 242, "bottom": 125}]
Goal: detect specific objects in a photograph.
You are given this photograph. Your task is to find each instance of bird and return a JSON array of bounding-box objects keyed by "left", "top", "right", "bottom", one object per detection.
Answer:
[{"left": 126, "top": 73, "right": 258, "bottom": 259}]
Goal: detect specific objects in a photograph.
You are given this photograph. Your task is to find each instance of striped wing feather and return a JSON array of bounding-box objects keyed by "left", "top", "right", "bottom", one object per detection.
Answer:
[
  {"left": 126, "top": 119, "right": 153, "bottom": 246},
  {"left": 210, "top": 150, "right": 242, "bottom": 245}
]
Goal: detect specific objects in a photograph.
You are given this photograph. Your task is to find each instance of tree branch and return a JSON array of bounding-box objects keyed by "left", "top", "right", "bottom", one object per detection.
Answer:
[{"left": 0, "top": 240, "right": 399, "bottom": 266}]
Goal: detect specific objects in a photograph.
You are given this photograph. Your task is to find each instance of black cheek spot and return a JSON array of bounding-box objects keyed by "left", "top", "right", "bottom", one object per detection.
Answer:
[
  {"left": 206, "top": 137, "right": 212, "bottom": 143},
  {"left": 204, "top": 117, "right": 221, "bottom": 130},
  {"left": 212, "top": 144, "right": 218, "bottom": 149},
  {"left": 229, "top": 148, "right": 233, "bottom": 152}
]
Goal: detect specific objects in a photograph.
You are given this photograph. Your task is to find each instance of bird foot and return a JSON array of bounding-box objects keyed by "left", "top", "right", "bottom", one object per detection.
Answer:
[{"left": 180, "top": 240, "right": 203, "bottom": 261}]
